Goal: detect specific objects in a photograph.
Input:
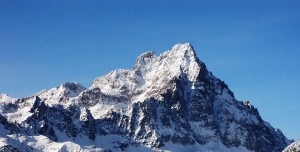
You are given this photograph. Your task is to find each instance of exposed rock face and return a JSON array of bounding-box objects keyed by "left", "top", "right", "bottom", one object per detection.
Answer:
[
  {"left": 0, "top": 43, "right": 291, "bottom": 151},
  {"left": 0, "top": 145, "right": 20, "bottom": 152}
]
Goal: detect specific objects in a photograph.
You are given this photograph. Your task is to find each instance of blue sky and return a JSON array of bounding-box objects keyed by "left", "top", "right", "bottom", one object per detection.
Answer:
[{"left": 0, "top": 1, "right": 299, "bottom": 139}]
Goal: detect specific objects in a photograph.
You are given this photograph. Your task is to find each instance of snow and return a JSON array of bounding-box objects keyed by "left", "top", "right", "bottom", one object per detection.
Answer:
[
  {"left": 283, "top": 140, "right": 300, "bottom": 152},
  {"left": 0, "top": 94, "right": 15, "bottom": 114},
  {"left": 0, "top": 94, "right": 15, "bottom": 104},
  {"left": 0, "top": 134, "right": 103, "bottom": 152},
  {"left": 6, "top": 107, "right": 33, "bottom": 123},
  {"left": 88, "top": 102, "right": 130, "bottom": 119},
  {"left": 80, "top": 107, "right": 89, "bottom": 121},
  {"left": 36, "top": 82, "right": 86, "bottom": 107},
  {"left": 90, "top": 43, "right": 201, "bottom": 104},
  {"left": 1, "top": 96, "right": 35, "bottom": 124},
  {"left": 0, "top": 134, "right": 252, "bottom": 152},
  {"left": 22, "top": 130, "right": 127, "bottom": 151},
  {"left": 0, "top": 43, "right": 289, "bottom": 152},
  {"left": 160, "top": 141, "right": 253, "bottom": 152}
]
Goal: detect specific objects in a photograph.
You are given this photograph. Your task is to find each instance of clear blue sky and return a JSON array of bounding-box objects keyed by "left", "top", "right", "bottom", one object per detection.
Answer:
[{"left": 0, "top": 1, "right": 299, "bottom": 139}]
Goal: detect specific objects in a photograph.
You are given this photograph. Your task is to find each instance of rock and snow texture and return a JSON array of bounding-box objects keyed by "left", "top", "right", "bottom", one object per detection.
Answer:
[
  {"left": 283, "top": 140, "right": 300, "bottom": 152},
  {"left": 0, "top": 43, "right": 291, "bottom": 151}
]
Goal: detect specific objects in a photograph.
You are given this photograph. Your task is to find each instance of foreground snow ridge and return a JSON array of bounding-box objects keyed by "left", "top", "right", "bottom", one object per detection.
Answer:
[
  {"left": 0, "top": 43, "right": 291, "bottom": 151},
  {"left": 283, "top": 140, "right": 300, "bottom": 152}
]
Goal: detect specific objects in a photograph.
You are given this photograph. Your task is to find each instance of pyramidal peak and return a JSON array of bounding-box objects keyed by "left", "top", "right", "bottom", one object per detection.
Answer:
[
  {"left": 157, "top": 43, "right": 201, "bottom": 81},
  {"left": 0, "top": 43, "right": 291, "bottom": 152},
  {"left": 166, "top": 43, "right": 196, "bottom": 57},
  {"left": 90, "top": 43, "right": 204, "bottom": 101}
]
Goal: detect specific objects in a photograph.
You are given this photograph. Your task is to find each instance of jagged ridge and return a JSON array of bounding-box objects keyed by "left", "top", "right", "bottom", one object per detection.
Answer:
[{"left": 0, "top": 43, "right": 291, "bottom": 151}]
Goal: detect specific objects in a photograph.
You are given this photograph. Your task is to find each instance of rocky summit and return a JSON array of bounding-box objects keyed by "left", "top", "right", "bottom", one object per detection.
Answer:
[{"left": 0, "top": 43, "right": 291, "bottom": 151}]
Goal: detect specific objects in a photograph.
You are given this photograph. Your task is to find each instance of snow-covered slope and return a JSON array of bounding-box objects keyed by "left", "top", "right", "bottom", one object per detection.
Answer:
[
  {"left": 36, "top": 81, "right": 86, "bottom": 106},
  {"left": 283, "top": 140, "right": 300, "bottom": 152},
  {"left": 0, "top": 43, "right": 291, "bottom": 151}
]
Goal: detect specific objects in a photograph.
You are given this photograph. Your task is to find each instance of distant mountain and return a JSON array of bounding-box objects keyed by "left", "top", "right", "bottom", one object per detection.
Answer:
[{"left": 0, "top": 43, "right": 291, "bottom": 151}]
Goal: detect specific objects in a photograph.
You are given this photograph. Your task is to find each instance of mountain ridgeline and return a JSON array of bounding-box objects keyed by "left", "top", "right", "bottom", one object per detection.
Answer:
[{"left": 0, "top": 43, "right": 291, "bottom": 151}]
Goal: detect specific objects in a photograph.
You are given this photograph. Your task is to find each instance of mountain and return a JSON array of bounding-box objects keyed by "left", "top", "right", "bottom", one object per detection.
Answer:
[
  {"left": 283, "top": 140, "right": 300, "bottom": 152},
  {"left": 0, "top": 43, "right": 291, "bottom": 151}
]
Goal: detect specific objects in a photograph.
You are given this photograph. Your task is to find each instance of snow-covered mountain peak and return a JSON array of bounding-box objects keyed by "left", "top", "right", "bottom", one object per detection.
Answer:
[
  {"left": 60, "top": 81, "right": 86, "bottom": 97},
  {"left": 0, "top": 94, "right": 15, "bottom": 103},
  {"left": 0, "top": 43, "right": 291, "bottom": 152},
  {"left": 157, "top": 43, "right": 201, "bottom": 81},
  {"left": 162, "top": 43, "right": 198, "bottom": 64},
  {"left": 90, "top": 43, "right": 204, "bottom": 102},
  {"left": 169, "top": 43, "right": 195, "bottom": 55},
  {"left": 36, "top": 82, "right": 86, "bottom": 106},
  {"left": 133, "top": 43, "right": 197, "bottom": 72}
]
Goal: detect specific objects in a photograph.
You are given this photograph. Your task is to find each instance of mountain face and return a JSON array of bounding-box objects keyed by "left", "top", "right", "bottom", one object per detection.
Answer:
[{"left": 0, "top": 43, "right": 291, "bottom": 151}]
